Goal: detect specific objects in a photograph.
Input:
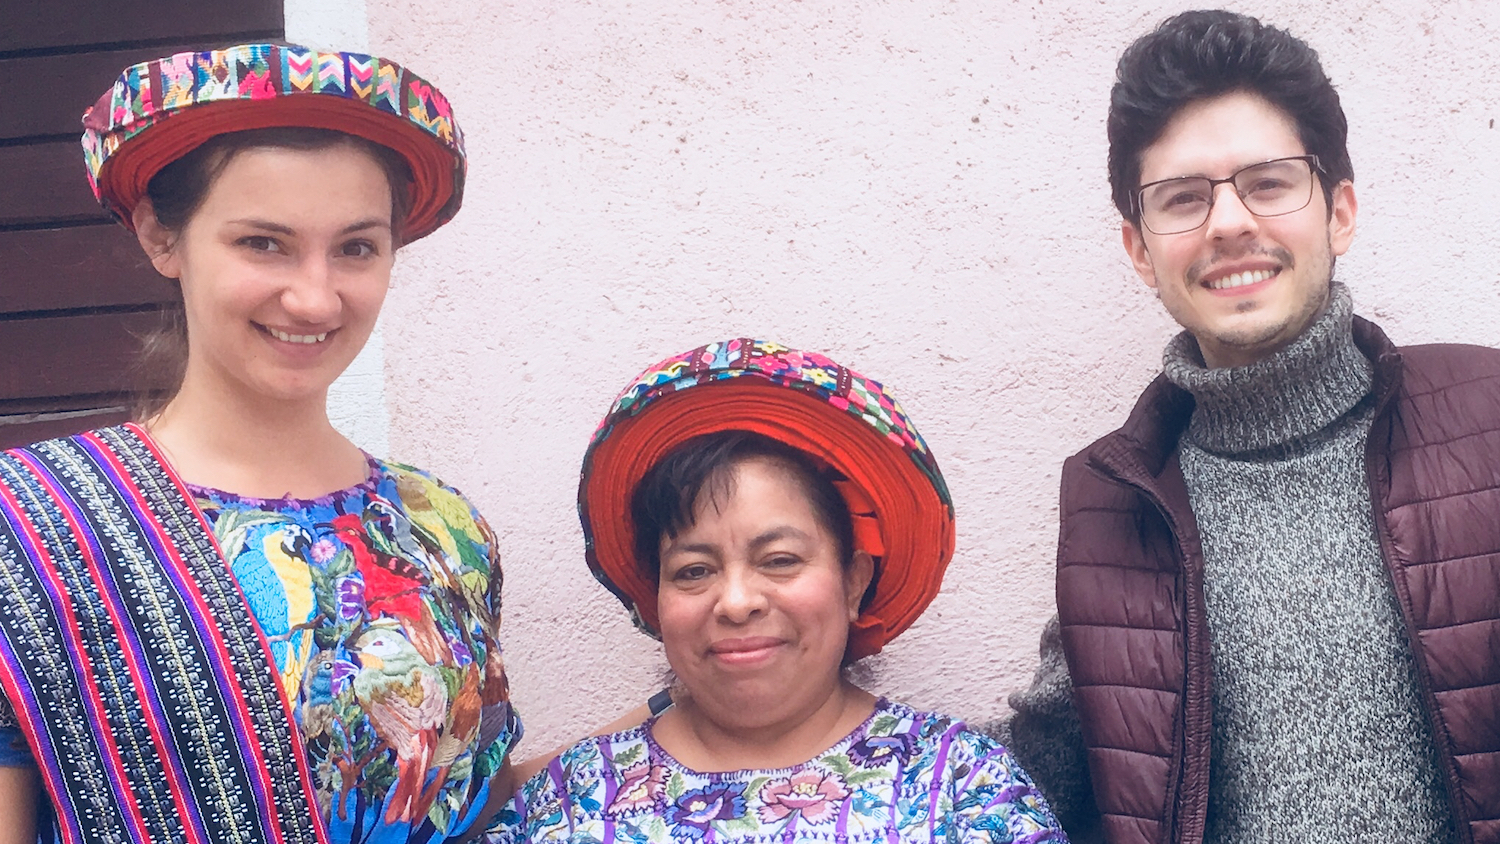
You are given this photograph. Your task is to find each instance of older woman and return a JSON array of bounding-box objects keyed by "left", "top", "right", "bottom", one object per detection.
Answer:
[
  {"left": 491, "top": 340, "right": 1064, "bottom": 843},
  {"left": 0, "top": 45, "right": 517, "bottom": 843}
]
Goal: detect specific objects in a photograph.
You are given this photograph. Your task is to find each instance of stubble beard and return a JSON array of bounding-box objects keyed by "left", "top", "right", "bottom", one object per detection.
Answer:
[{"left": 1178, "top": 237, "right": 1336, "bottom": 366}]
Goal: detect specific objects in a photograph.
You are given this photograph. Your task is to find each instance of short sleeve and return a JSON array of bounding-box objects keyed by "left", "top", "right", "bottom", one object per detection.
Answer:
[
  {"left": 0, "top": 692, "right": 34, "bottom": 767},
  {"left": 484, "top": 751, "right": 577, "bottom": 842},
  {"left": 470, "top": 505, "right": 523, "bottom": 759},
  {"left": 945, "top": 727, "right": 1068, "bottom": 843}
]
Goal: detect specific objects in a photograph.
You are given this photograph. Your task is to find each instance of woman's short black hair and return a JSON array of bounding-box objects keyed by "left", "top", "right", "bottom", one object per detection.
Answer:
[
  {"left": 630, "top": 430, "right": 855, "bottom": 582},
  {"left": 1107, "top": 10, "right": 1353, "bottom": 223}
]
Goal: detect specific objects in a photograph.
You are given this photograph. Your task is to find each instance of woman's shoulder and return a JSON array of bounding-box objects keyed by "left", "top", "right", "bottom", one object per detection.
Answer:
[
  {"left": 371, "top": 458, "right": 498, "bottom": 547},
  {"left": 880, "top": 699, "right": 1064, "bottom": 839},
  {"left": 375, "top": 457, "right": 470, "bottom": 506},
  {"left": 496, "top": 725, "right": 652, "bottom": 836},
  {"left": 865, "top": 698, "right": 972, "bottom": 747},
  {"left": 873, "top": 698, "right": 1034, "bottom": 783}
]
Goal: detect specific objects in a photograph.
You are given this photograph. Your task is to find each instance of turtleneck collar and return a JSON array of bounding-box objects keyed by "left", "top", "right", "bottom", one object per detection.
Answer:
[{"left": 1162, "top": 282, "right": 1375, "bottom": 456}]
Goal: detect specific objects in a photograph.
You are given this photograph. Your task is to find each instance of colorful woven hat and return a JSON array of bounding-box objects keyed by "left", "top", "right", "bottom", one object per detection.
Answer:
[
  {"left": 81, "top": 43, "right": 464, "bottom": 242},
  {"left": 579, "top": 339, "right": 956, "bottom": 661}
]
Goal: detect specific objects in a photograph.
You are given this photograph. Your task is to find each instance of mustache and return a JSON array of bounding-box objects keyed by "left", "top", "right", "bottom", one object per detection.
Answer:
[{"left": 1187, "top": 244, "right": 1295, "bottom": 285}]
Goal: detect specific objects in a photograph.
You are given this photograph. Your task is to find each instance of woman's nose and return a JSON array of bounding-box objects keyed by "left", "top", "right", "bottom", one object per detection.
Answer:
[
  {"left": 715, "top": 567, "right": 768, "bottom": 622},
  {"left": 279, "top": 259, "right": 342, "bottom": 323}
]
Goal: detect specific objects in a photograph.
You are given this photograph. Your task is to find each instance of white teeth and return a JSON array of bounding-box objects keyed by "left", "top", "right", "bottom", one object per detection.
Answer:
[
  {"left": 1206, "top": 269, "right": 1274, "bottom": 290},
  {"left": 266, "top": 327, "right": 330, "bottom": 344}
]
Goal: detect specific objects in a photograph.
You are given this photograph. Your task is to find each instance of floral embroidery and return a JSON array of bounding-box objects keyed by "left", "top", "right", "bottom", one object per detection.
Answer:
[
  {"left": 668, "top": 782, "right": 748, "bottom": 833},
  {"left": 848, "top": 732, "right": 917, "bottom": 766},
  {"left": 608, "top": 761, "right": 666, "bottom": 813},
  {"left": 489, "top": 699, "right": 1065, "bottom": 843},
  {"left": 757, "top": 769, "right": 849, "bottom": 824}
]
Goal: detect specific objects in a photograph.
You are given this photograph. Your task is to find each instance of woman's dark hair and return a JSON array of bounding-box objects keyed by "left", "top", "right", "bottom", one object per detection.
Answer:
[
  {"left": 630, "top": 430, "right": 856, "bottom": 583},
  {"left": 132, "top": 126, "right": 413, "bottom": 420},
  {"left": 1107, "top": 10, "right": 1353, "bottom": 223}
]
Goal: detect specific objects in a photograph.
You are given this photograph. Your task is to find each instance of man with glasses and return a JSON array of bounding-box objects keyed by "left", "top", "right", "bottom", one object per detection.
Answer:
[{"left": 984, "top": 10, "right": 1500, "bottom": 844}]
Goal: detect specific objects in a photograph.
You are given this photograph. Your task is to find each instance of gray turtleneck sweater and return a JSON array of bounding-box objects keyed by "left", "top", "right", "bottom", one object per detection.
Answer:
[
  {"left": 1167, "top": 284, "right": 1451, "bottom": 842},
  {"left": 987, "top": 285, "right": 1454, "bottom": 843}
]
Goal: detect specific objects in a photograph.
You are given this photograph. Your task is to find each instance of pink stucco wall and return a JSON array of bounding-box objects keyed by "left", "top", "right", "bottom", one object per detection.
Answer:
[{"left": 366, "top": 1, "right": 1500, "bottom": 753}]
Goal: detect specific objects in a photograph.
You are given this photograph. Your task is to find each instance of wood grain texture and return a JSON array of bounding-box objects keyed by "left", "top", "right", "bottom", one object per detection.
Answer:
[
  {"left": 0, "top": 311, "right": 171, "bottom": 399},
  {"left": 0, "top": 0, "right": 283, "bottom": 54},
  {"left": 0, "top": 47, "right": 198, "bottom": 140},
  {"left": 0, "top": 142, "right": 110, "bottom": 228},
  {"left": 0, "top": 226, "right": 175, "bottom": 315}
]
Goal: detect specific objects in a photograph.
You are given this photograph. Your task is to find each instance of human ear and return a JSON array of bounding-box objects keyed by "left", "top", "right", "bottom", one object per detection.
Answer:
[
  {"left": 1122, "top": 220, "right": 1158, "bottom": 289},
  {"left": 132, "top": 199, "right": 182, "bottom": 279},
  {"left": 844, "top": 551, "right": 875, "bottom": 622},
  {"left": 1328, "top": 180, "right": 1357, "bottom": 257}
]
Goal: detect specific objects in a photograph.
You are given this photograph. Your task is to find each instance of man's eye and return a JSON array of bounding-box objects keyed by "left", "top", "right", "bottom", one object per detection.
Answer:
[
  {"left": 1162, "top": 190, "right": 1208, "bottom": 209},
  {"left": 1246, "top": 178, "right": 1292, "bottom": 194}
]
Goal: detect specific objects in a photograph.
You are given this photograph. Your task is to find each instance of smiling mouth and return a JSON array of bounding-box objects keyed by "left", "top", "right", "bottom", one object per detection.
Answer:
[
  {"left": 1204, "top": 268, "right": 1276, "bottom": 291},
  {"left": 261, "top": 325, "right": 331, "bottom": 344},
  {"left": 709, "top": 637, "right": 784, "bottom": 664}
]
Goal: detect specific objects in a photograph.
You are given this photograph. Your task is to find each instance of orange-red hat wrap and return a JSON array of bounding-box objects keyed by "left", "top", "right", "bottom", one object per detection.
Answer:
[{"left": 579, "top": 339, "right": 955, "bottom": 661}]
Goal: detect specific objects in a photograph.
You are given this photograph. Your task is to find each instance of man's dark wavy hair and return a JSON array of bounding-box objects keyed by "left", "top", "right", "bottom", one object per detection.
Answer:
[{"left": 1107, "top": 10, "right": 1353, "bottom": 224}]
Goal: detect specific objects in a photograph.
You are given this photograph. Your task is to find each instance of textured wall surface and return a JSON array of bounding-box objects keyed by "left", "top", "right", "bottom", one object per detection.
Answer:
[{"left": 362, "top": 0, "right": 1500, "bottom": 754}]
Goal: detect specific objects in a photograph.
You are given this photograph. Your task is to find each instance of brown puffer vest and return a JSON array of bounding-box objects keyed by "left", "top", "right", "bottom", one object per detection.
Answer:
[{"left": 1055, "top": 318, "right": 1500, "bottom": 844}]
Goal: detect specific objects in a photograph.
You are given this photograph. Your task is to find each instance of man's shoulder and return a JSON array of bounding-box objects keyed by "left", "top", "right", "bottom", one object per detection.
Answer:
[
  {"left": 1060, "top": 373, "right": 1186, "bottom": 471},
  {"left": 1395, "top": 341, "right": 1500, "bottom": 392},
  {"left": 1396, "top": 340, "right": 1500, "bottom": 361}
]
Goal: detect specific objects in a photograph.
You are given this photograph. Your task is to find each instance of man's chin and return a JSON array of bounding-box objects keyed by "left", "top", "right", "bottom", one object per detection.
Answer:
[{"left": 1199, "top": 320, "right": 1299, "bottom": 368}]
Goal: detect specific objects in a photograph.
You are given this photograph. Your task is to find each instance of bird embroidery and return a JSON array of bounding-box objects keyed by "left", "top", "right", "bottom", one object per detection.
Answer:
[{"left": 351, "top": 621, "right": 449, "bottom": 825}]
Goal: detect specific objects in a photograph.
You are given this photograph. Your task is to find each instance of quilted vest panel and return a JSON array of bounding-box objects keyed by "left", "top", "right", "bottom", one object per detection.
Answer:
[{"left": 1056, "top": 325, "right": 1500, "bottom": 844}]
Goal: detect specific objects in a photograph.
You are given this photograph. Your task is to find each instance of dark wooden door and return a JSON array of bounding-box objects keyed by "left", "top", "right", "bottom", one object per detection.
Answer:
[{"left": 0, "top": 0, "right": 284, "bottom": 448}]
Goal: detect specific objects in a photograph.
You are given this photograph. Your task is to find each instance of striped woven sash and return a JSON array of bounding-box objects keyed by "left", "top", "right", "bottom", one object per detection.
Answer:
[{"left": 0, "top": 424, "right": 328, "bottom": 844}]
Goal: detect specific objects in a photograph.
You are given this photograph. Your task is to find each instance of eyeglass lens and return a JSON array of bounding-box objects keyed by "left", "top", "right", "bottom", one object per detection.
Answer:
[{"left": 1139, "top": 157, "right": 1316, "bottom": 235}]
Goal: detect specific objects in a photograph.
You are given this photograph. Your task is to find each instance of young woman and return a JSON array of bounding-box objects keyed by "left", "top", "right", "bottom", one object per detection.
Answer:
[
  {"left": 491, "top": 339, "right": 1065, "bottom": 843},
  {"left": 0, "top": 45, "right": 518, "bottom": 843}
]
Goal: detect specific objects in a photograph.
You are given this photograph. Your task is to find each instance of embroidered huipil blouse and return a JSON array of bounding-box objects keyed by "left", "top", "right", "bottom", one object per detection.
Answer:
[
  {"left": 0, "top": 456, "right": 522, "bottom": 844},
  {"left": 489, "top": 699, "right": 1065, "bottom": 844}
]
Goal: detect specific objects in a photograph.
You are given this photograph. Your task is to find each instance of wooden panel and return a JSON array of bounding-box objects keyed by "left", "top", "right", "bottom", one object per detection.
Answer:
[
  {"left": 0, "top": 311, "right": 170, "bottom": 399},
  {"left": 0, "top": 0, "right": 283, "bottom": 54},
  {"left": 0, "top": 47, "right": 187, "bottom": 140},
  {"left": 0, "top": 393, "right": 136, "bottom": 415},
  {"left": 0, "top": 141, "right": 109, "bottom": 228},
  {"left": 0, "top": 225, "right": 175, "bottom": 315},
  {"left": 0, "top": 408, "right": 133, "bottom": 451}
]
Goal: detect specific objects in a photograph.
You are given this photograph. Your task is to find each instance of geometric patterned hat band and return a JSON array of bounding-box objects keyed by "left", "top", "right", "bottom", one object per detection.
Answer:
[
  {"left": 587, "top": 339, "right": 951, "bottom": 504},
  {"left": 82, "top": 43, "right": 465, "bottom": 242}
]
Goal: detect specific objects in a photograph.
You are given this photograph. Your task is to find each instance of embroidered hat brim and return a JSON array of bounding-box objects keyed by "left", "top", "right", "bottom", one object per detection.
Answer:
[
  {"left": 579, "top": 339, "right": 956, "bottom": 661},
  {"left": 82, "top": 44, "right": 464, "bottom": 242}
]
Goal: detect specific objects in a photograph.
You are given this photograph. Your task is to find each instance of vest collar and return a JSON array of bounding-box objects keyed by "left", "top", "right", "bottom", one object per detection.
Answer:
[{"left": 1087, "top": 315, "right": 1403, "bottom": 487}]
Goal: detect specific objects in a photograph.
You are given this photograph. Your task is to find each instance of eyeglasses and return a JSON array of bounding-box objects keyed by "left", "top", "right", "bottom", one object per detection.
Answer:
[{"left": 1134, "top": 154, "right": 1323, "bottom": 235}]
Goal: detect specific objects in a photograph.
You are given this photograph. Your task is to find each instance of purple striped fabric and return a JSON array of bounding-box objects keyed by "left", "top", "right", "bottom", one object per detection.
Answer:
[{"left": 0, "top": 424, "right": 328, "bottom": 844}]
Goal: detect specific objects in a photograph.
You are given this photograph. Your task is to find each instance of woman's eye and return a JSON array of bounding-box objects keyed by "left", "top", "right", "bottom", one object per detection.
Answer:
[
  {"left": 672, "top": 564, "right": 711, "bottom": 582},
  {"left": 765, "top": 555, "right": 801, "bottom": 569},
  {"left": 341, "top": 240, "right": 377, "bottom": 258},
  {"left": 241, "top": 235, "right": 282, "bottom": 253}
]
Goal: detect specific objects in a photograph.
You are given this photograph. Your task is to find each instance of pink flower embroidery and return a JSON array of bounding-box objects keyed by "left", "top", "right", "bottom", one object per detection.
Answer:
[
  {"left": 756, "top": 770, "right": 849, "bottom": 824},
  {"left": 607, "top": 761, "right": 666, "bottom": 813},
  {"left": 310, "top": 538, "right": 339, "bottom": 564}
]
